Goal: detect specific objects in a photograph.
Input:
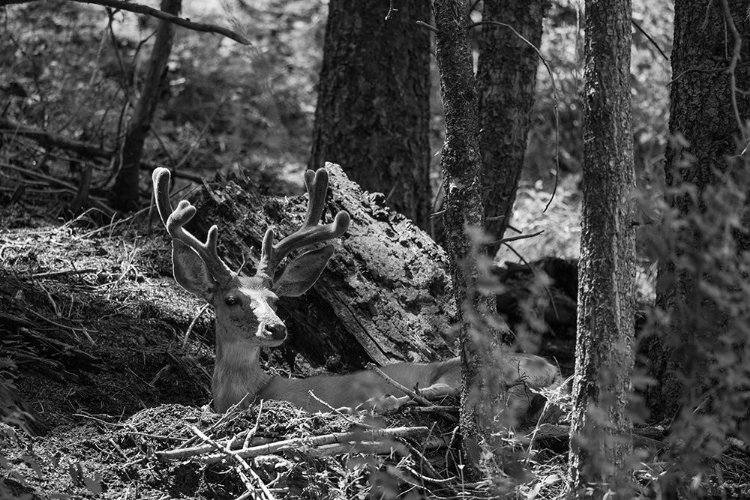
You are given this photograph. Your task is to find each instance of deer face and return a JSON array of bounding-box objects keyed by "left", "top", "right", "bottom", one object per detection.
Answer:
[
  {"left": 153, "top": 167, "right": 348, "bottom": 361},
  {"left": 213, "top": 274, "right": 286, "bottom": 346},
  {"left": 167, "top": 233, "right": 340, "bottom": 347}
]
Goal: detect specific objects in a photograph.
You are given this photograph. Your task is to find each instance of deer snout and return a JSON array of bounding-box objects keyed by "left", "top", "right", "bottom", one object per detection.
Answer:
[{"left": 258, "top": 322, "right": 287, "bottom": 342}]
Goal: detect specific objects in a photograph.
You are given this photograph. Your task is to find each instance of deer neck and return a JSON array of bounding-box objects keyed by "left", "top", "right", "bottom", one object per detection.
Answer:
[{"left": 212, "top": 331, "right": 273, "bottom": 413}]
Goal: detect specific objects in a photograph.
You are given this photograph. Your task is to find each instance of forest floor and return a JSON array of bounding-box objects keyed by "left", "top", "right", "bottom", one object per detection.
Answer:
[
  {"left": 3, "top": 185, "right": 749, "bottom": 500},
  {"left": 1, "top": 2, "right": 747, "bottom": 498},
  {"left": 0, "top": 189, "right": 581, "bottom": 499}
]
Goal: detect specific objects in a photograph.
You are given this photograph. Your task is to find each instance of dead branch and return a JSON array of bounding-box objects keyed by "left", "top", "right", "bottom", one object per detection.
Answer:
[
  {"left": 190, "top": 426, "right": 276, "bottom": 500},
  {"left": 156, "top": 425, "right": 430, "bottom": 464},
  {"left": 485, "top": 230, "right": 544, "bottom": 247},
  {"left": 366, "top": 363, "right": 458, "bottom": 423},
  {"left": 31, "top": 268, "right": 97, "bottom": 279},
  {"left": 367, "top": 364, "right": 433, "bottom": 407},
  {"left": 306, "top": 435, "right": 447, "bottom": 457},
  {"left": 0, "top": 118, "right": 204, "bottom": 183},
  {"left": 0, "top": 0, "right": 251, "bottom": 45}
]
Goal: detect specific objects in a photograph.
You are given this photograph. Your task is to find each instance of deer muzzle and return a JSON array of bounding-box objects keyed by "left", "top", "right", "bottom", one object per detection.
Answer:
[{"left": 257, "top": 321, "right": 287, "bottom": 343}]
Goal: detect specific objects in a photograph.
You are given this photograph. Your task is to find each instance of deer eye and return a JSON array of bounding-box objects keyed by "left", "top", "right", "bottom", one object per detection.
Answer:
[{"left": 224, "top": 296, "right": 240, "bottom": 307}]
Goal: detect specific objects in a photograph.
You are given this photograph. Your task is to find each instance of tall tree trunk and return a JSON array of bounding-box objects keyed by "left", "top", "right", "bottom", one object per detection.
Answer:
[
  {"left": 310, "top": 0, "right": 432, "bottom": 229},
  {"left": 477, "top": 0, "right": 547, "bottom": 254},
  {"left": 568, "top": 0, "right": 636, "bottom": 495},
  {"left": 112, "top": 0, "right": 180, "bottom": 211},
  {"left": 647, "top": 0, "right": 750, "bottom": 425},
  {"left": 432, "top": 0, "right": 513, "bottom": 480}
]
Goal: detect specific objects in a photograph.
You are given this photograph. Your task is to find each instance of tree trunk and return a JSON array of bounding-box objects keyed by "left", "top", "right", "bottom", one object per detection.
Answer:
[
  {"left": 310, "top": 0, "right": 432, "bottom": 230},
  {"left": 477, "top": 0, "right": 548, "bottom": 253},
  {"left": 186, "top": 164, "right": 456, "bottom": 372},
  {"left": 432, "top": 0, "right": 513, "bottom": 478},
  {"left": 112, "top": 0, "right": 180, "bottom": 211},
  {"left": 647, "top": 0, "right": 750, "bottom": 424},
  {"left": 568, "top": 0, "right": 636, "bottom": 495}
]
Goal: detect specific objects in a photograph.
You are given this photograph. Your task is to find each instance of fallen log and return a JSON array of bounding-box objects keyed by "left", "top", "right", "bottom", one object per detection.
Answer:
[{"left": 182, "top": 163, "right": 457, "bottom": 371}]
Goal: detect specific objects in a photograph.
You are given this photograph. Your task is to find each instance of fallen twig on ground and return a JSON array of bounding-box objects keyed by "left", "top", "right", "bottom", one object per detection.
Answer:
[{"left": 157, "top": 425, "right": 430, "bottom": 464}]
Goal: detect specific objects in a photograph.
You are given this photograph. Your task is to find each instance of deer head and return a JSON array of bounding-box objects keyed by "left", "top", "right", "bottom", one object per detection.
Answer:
[{"left": 152, "top": 168, "right": 350, "bottom": 410}]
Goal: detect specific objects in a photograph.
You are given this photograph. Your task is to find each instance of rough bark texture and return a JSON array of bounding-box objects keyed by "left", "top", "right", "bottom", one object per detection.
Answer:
[
  {"left": 309, "top": 0, "right": 432, "bottom": 230},
  {"left": 568, "top": 0, "right": 636, "bottom": 495},
  {"left": 477, "top": 0, "right": 547, "bottom": 253},
  {"left": 648, "top": 0, "right": 750, "bottom": 423},
  {"left": 184, "top": 164, "right": 456, "bottom": 371},
  {"left": 432, "top": 0, "right": 512, "bottom": 475},
  {"left": 112, "top": 0, "right": 180, "bottom": 211}
]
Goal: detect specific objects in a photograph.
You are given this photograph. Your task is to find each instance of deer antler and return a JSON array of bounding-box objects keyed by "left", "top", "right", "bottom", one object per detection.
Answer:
[
  {"left": 152, "top": 168, "right": 235, "bottom": 286},
  {"left": 256, "top": 169, "right": 350, "bottom": 279}
]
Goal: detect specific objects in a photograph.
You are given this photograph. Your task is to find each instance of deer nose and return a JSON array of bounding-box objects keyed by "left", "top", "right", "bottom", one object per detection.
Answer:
[{"left": 263, "top": 323, "right": 286, "bottom": 341}]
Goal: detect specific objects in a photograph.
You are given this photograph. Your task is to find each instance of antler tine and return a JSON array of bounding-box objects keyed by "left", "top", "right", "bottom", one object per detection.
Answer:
[
  {"left": 152, "top": 168, "right": 235, "bottom": 285},
  {"left": 255, "top": 168, "right": 350, "bottom": 278},
  {"left": 152, "top": 168, "right": 174, "bottom": 226}
]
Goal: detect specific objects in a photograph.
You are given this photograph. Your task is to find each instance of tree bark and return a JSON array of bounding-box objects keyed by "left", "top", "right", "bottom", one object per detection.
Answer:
[
  {"left": 112, "top": 0, "right": 180, "bottom": 211},
  {"left": 309, "top": 0, "right": 432, "bottom": 230},
  {"left": 568, "top": 0, "right": 636, "bottom": 495},
  {"left": 647, "top": 0, "right": 750, "bottom": 424},
  {"left": 186, "top": 164, "right": 456, "bottom": 372},
  {"left": 432, "top": 0, "right": 513, "bottom": 478},
  {"left": 477, "top": 0, "right": 548, "bottom": 253}
]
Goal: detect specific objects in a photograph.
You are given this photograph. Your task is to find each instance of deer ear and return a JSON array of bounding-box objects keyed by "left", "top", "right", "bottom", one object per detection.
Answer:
[
  {"left": 272, "top": 245, "right": 335, "bottom": 297},
  {"left": 172, "top": 240, "right": 218, "bottom": 301}
]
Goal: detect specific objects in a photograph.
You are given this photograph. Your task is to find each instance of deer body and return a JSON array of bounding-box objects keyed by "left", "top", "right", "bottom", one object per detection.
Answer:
[{"left": 152, "top": 167, "right": 560, "bottom": 420}]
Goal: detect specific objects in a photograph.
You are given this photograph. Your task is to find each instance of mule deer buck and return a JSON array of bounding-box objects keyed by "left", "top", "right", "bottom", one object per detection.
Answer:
[{"left": 152, "top": 167, "right": 560, "bottom": 420}]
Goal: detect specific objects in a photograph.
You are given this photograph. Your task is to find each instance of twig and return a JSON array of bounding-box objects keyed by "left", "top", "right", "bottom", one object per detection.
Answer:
[
  {"left": 470, "top": 20, "right": 561, "bottom": 212},
  {"left": 1, "top": 162, "right": 116, "bottom": 215},
  {"left": 407, "top": 405, "right": 458, "bottom": 413},
  {"left": 366, "top": 364, "right": 433, "bottom": 407},
  {"left": 701, "top": 0, "right": 716, "bottom": 30},
  {"left": 34, "top": 280, "right": 60, "bottom": 317},
  {"left": 31, "top": 268, "right": 97, "bottom": 279},
  {"left": 718, "top": 0, "right": 747, "bottom": 142},
  {"left": 23, "top": 307, "right": 98, "bottom": 340},
  {"left": 74, "top": 412, "right": 126, "bottom": 428},
  {"left": 668, "top": 61, "right": 750, "bottom": 86},
  {"left": 158, "top": 426, "right": 430, "bottom": 464},
  {"left": 366, "top": 364, "right": 458, "bottom": 423},
  {"left": 176, "top": 394, "right": 252, "bottom": 450},
  {"left": 484, "top": 230, "right": 544, "bottom": 247},
  {"left": 416, "top": 20, "right": 439, "bottom": 34},
  {"left": 182, "top": 303, "right": 209, "bottom": 346},
  {"left": 384, "top": 0, "right": 397, "bottom": 21},
  {"left": 190, "top": 426, "right": 276, "bottom": 500},
  {"left": 631, "top": 19, "right": 669, "bottom": 62},
  {"left": 401, "top": 436, "right": 451, "bottom": 485},
  {"left": 244, "top": 401, "right": 264, "bottom": 448},
  {"left": 155, "top": 436, "right": 277, "bottom": 461},
  {"left": 289, "top": 435, "right": 449, "bottom": 458},
  {"left": 306, "top": 391, "right": 377, "bottom": 428}
]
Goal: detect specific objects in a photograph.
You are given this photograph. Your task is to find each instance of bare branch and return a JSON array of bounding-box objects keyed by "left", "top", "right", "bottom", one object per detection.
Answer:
[
  {"left": 485, "top": 230, "right": 544, "bottom": 247},
  {"left": 0, "top": 0, "right": 251, "bottom": 45},
  {"left": 718, "top": 0, "right": 747, "bottom": 142},
  {"left": 156, "top": 425, "right": 431, "bottom": 464},
  {"left": 631, "top": 19, "right": 669, "bottom": 63},
  {"left": 0, "top": 117, "right": 204, "bottom": 183}
]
